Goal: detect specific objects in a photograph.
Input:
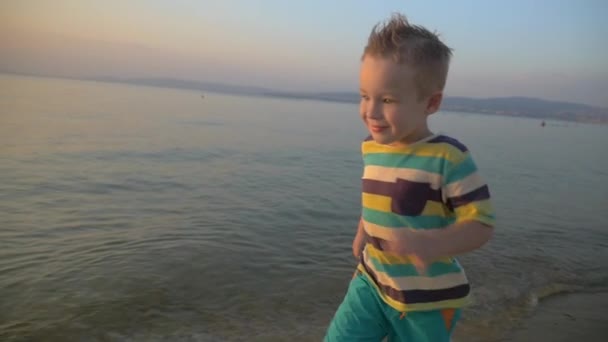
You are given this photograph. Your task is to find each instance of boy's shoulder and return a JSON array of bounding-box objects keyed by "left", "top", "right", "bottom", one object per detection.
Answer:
[
  {"left": 426, "top": 134, "right": 469, "bottom": 153},
  {"left": 361, "top": 134, "right": 470, "bottom": 156},
  {"left": 425, "top": 134, "right": 472, "bottom": 166},
  {"left": 361, "top": 134, "right": 467, "bottom": 148}
]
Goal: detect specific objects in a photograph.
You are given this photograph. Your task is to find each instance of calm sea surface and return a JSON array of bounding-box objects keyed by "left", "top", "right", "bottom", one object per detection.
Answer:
[{"left": 1, "top": 74, "right": 607, "bottom": 341}]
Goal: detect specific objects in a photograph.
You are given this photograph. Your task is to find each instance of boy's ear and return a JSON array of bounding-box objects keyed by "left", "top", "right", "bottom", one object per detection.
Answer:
[{"left": 425, "top": 91, "right": 443, "bottom": 115}]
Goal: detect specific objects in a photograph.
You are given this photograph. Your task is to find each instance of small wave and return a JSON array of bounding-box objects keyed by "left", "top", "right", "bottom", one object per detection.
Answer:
[
  {"left": 528, "top": 283, "right": 583, "bottom": 306},
  {"left": 457, "top": 281, "right": 604, "bottom": 341}
]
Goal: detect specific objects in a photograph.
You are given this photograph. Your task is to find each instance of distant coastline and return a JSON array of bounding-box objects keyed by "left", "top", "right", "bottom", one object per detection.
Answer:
[
  {"left": 94, "top": 76, "right": 608, "bottom": 125},
  {"left": 4, "top": 72, "right": 608, "bottom": 125},
  {"left": 260, "top": 91, "right": 608, "bottom": 125}
]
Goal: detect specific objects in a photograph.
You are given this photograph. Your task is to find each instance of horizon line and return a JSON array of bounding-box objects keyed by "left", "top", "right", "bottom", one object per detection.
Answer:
[{"left": 1, "top": 69, "right": 606, "bottom": 110}]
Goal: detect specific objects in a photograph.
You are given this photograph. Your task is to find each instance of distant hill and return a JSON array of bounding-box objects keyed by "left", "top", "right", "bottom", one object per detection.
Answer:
[
  {"left": 261, "top": 91, "right": 608, "bottom": 124},
  {"left": 91, "top": 76, "right": 274, "bottom": 96},
  {"left": 441, "top": 96, "right": 608, "bottom": 124},
  {"left": 90, "top": 76, "right": 608, "bottom": 124}
]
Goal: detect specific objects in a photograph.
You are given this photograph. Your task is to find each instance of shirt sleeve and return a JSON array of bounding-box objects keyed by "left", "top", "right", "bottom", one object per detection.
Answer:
[{"left": 442, "top": 152, "right": 495, "bottom": 227}]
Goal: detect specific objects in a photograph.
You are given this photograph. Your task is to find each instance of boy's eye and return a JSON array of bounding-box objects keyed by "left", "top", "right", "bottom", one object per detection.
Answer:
[
  {"left": 360, "top": 94, "right": 369, "bottom": 100},
  {"left": 383, "top": 98, "right": 396, "bottom": 104}
]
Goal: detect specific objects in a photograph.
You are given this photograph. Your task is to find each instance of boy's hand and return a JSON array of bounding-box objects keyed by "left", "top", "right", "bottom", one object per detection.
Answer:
[
  {"left": 380, "top": 221, "right": 493, "bottom": 275},
  {"left": 380, "top": 230, "right": 432, "bottom": 274},
  {"left": 352, "top": 218, "right": 367, "bottom": 259}
]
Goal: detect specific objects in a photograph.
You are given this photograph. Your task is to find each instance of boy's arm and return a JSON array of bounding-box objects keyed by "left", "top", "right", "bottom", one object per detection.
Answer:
[
  {"left": 383, "top": 221, "right": 493, "bottom": 266},
  {"left": 352, "top": 217, "right": 368, "bottom": 258}
]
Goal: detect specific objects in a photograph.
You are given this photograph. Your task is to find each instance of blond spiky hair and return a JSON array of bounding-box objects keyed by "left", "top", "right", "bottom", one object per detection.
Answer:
[{"left": 363, "top": 13, "right": 453, "bottom": 99}]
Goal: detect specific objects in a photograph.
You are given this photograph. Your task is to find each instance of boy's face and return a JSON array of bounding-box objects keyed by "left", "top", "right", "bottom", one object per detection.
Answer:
[{"left": 359, "top": 56, "right": 440, "bottom": 146}]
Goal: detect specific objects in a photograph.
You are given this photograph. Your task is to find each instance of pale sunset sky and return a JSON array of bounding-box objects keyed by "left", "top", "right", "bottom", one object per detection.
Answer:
[{"left": 2, "top": 0, "right": 607, "bottom": 107}]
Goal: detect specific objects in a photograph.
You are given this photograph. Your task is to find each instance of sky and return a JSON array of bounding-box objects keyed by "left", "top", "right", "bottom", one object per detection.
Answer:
[{"left": 1, "top": 0, "right": 607, "bottom": 107}]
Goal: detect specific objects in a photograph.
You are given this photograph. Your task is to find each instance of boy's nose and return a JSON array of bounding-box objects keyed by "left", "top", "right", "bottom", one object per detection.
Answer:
[{"left": 366, "top": 102, "right": 383, "bottom": 120}]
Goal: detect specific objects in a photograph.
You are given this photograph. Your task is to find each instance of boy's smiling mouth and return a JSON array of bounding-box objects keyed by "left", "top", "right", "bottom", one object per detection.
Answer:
[{"left": 370, "top": 125, "right": 389, "bottom": 133}]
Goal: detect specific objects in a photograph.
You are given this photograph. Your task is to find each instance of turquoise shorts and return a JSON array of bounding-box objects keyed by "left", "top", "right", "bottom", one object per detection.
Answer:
[{"left": 325, "top": 273, "right": 461, "bottom": 342}]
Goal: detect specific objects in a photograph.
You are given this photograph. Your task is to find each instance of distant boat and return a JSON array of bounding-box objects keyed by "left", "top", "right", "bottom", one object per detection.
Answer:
[{"left": 541, "top": 120, "right": 546, "bottom": 127}]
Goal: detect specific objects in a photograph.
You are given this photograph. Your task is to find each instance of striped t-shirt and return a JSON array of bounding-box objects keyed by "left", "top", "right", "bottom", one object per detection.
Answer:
[{"left": 357, "top": 134, "right": 495, "bottom": 312}]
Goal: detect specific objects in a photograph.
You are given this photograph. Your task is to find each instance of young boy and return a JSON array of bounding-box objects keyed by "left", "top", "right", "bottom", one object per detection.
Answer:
[{"left": 325, "top": 14, "right": 495, "bottom": 342}]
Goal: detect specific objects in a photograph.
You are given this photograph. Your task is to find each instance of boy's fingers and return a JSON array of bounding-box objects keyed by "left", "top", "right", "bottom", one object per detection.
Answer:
[
  {"left": 410, "top": 255, "right": 428, "bottom": 275},
  {"left": 380, "top": 239, "right": 408, "bottom": 255}
]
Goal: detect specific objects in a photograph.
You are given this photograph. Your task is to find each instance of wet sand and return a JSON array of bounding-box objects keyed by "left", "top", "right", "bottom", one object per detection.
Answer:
[{"left": 502, "top": 291, "right": 608, "bottom": 341}]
